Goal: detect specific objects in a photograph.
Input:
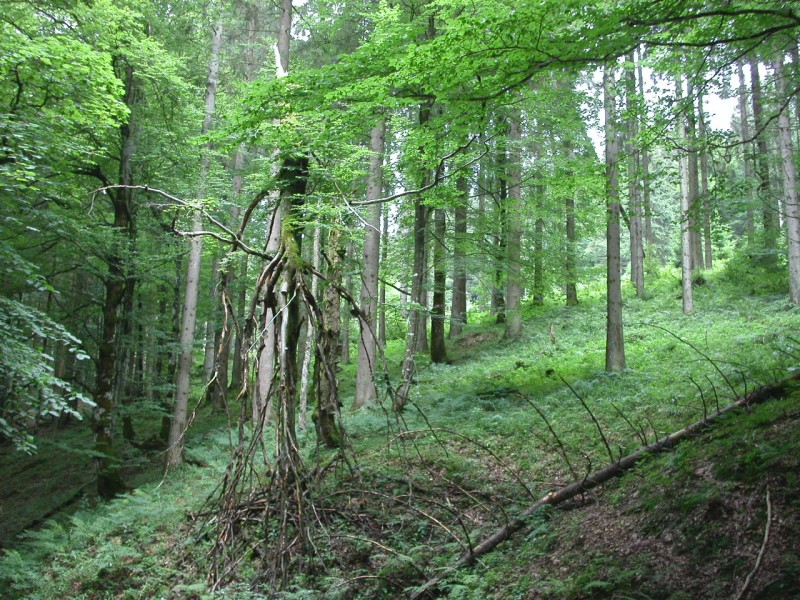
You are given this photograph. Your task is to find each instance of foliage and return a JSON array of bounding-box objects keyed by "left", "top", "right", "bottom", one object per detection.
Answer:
[{"left": 0, "top": 243, "right": 93, "bottom": 452}]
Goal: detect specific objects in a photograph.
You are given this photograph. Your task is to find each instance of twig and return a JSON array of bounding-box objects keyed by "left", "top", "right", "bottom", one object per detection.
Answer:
[
  {"left": 734, "top": 487, "right": 772, "bottom": 600},
  {"left": 558, "top": 375, "right": 615, "bottom": 464}
]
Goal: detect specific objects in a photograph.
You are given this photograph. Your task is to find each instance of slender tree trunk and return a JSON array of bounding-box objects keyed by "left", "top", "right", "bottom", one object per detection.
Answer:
[
  {"left": 354, "top": 121, "right": 385, "bottom": 408},
  {"left": 299, "top": 225, "right": 321, "bottom": 427},
  {"left": 202, "top": 257, "right": 219, "bottom": 387},
  {"left": 165, "top": 19, "right": 222, "bottom": 469},
  {"left": 750, "top": 59, "right": 778, "bottom": 254},
  {"left": 414, "top": 240, "right": 429, "bottom": 352},
  {"left": 228, "top": 3, "right": 259, "bottom": 396},
  {"left": 505, "top": 110, "right": 524, "bottom": 338},
  {"left": 698, "top": 92, "right": 713, "bottom": 269},
  {"left": 564, "top": 143, "right": 579, "bottom": 306},
  {"left": 253, "top": 0, "right": 294, "bottom": 423},
  {"left": 677, "top": 76, "right": 695, "bottom": 315},
  {"left": 737, "top": 60, "right": 756, "bottom": 244},
  {"left": 160, "top": 257, "right": 183, "bottom": 443},
  {"left": 637, "top": 52, "right": 655, "bottom": 247},
  {"left": 449, "top": 176, "right": 468, "bottom": 337},
  {"left": 430, "top": 205, "right": 449, "bottom": 361},
  {"left": 687, "top": 82, "right": 703, "bottom": 271},
  {"left": 340, "top": 240, "right": 354, "bottom": 364},
  {"left": 379, "top": 207, "right": 388, "bottom": 346},
  {"left": 493, "top": 131, "right": 508, "bottom": 323},
  {"left": 626, "top": 52, "right": 644, "bottom": 296},
  {"left": 773, "top": 55, "right": 800, "bottom": 305},
  {"left": 604, "top": 66, "right": 626, "bottom": 372}
]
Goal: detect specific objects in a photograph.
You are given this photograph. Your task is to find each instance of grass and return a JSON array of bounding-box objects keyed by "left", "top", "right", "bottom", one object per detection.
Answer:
[{"left": 1, "top": 266, "right": 799, "bottom": 598}]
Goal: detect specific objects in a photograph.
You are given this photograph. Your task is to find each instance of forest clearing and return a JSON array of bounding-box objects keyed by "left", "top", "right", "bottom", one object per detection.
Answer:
[{"left": 2, "top": 0, "right": 800, "bottom": 597}]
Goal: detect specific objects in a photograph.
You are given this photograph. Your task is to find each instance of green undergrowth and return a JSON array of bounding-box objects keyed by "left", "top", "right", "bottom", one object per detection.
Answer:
[{"left": 1, "top": 271, "right": 799, "bottom": 598}]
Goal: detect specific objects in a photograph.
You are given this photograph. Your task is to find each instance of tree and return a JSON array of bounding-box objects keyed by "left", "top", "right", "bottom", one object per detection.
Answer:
[
  {"left": 166, "top": 17, "right": 223, "bottom": 469},
  {"left": 676, "top": 75, "right": 695, "bottom": 316},
  {"left": 604, "top": 65, "right": 626, "bottom": 372},
  {"left": 354, "top": 121, "right": 386, "bottom": 408},
  {"left": 449, "top": 176, "right": 469, "bottom": 336},
  {"left": 504, "top": 110, "right": 524, "bottom": 339},
  {"left": 625, "top": 51, "right": 645, "bottom": 298},
  {"left": 772, "top": 52, "right": 800, "bottom": 304}
]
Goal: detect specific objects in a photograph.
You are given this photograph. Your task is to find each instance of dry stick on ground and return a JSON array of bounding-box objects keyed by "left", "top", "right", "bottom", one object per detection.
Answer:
[
  {"left": 409, "top": 371, "right": 800, "bottom": 600},
  {"left": 734, "top": 487, "right": 772, "bottom": 600}
]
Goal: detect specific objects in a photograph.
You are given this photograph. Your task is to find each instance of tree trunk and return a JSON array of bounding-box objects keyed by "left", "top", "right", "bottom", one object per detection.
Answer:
[
  {"left": 354, "top": 121, "right": 385, "bottom": 407},
  {"left": 626, "top": 52, "right": 644, "bottom": 297},
  {"left": 202, "top": 256, "right": 219, "bottom": 388},
  {"left": 449, "top": 176, "right": 468, "bottom": 337},
  {"left": 165, "top": 19, "right": 222, "bottom": 469},
  {"left": 93, "top": 62, "right": 137, "bottom": 499},
  {"left": 750, "top": 59, "right": 778, "bottom": 255},
  {"left": 397, "top": 105, "right": 433, "bottom": 411},
  {"left": 687, "top": 82, "right": 703, "bottom": 271},
  {"left": 604, "top": 66, "right": 626, "bottom": 372},
  {"left": 379, "top": 206, "right": 388, "bottom": 346},
  {"left": 698, "top": 92, "right": 713, "bottom": 270},
  {"left": 505, "top": 110, "right": 524, "bottom": 339},
  {"left": 677, "top": 76, "right": 695, "bottom": 315},
  {"left": 341, "top": 240, "right": 354, "bottom": 364},
  {"left": 253, "top": 0, "right": 294, "bottom": 423},
  {"left": 493, "top": 131, "right": 508, "bottom": 323},
  {"left": 772, "top": 55, "right": 800, "bottom": 305},
  {"left": 636, "top": 52, "right": 655, "bottom": 247},
  {"left": 737, "top": 60, "right": 756, "bottom": 244},
  {"left": 314, "top": 224, "right": 343, "bottom": 448},
  {"left": 430, "top": 206, "right": 449, "bottom": 361},
  {"left": 564, "top": 143, "right": 579, "bottom": 306}
]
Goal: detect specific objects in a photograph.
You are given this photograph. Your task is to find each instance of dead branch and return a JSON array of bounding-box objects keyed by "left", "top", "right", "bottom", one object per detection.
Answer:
[
  {"left": 409, "top": 371, "right": 800, "bottom": 600},
  {"left": 734, "top": 487, "right": 772, "bottom": 600}
]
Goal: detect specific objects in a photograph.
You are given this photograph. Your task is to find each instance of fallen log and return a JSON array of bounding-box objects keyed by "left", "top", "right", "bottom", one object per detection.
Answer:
[{"left": 410, "top": 370, "right": 800, "bottom": 599}]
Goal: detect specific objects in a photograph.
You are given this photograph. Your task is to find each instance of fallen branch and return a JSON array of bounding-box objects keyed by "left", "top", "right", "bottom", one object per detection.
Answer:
[
  {"left": 410, "top": 371, "right": 800, "bottom": 599},
  {"left": 733, "top": 487, "right": 772, "bottom": 600}
]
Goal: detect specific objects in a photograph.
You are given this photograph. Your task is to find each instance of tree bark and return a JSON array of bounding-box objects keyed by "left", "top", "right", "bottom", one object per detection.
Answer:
[
  {"left": 354, "top": 121, "right": 385, "bottom": 408},
  {"left": 772, "top": 55, "right": 800, "bottom": 305},
  {"left": 604, "top": 66, "right": 626, "bottom": 372},
  {"left": 687, "top": 82, "right": 703, "bottom": 270},
  {"left": 314, "top": 224, "right": 343, "bottom": 448},
  {"left": 379, "top": 206, "right": 388, "bottom": 346},
  {"left": 341, "top": 240, "right": 354, "bottom": 364},
  {"left": 750, "top": 59, "right": 778, "bottom": 255},
  {"left": 165, "top": 19, "right": 222, "bottom": 469},
  {"left": 449, "top": 176, "right": 468, "bottom": 337},
  {"left": 430, "top": 206, "right": 449, "bottom": 361},
  {"left": 93, "top": 62, "right": 137, "bottom": 499},
  {"left": 697, "top": 92, "right": 713, "bottom": 270},
  {"left": 737, "top": 60, "right": 756, "bottom": 244},
  {"left": 636, "top": 52, "right": 655, "bottom": 247},
  {"left": 505, "top": 110, "right": 524, "bottom": 339},
  {"left": 564, "top": 142, "right": 579, "bottom": 306},
  {"left": 677, "top": 76, "right": 695, "bottom": 315},
  {"left": 493, "top": 129, "right": 508, "bottom": 323},
  {"left": 626, "top": 52, "right": 644, "bottom": 297},
  {"left": 253, "top": 0, "right": 294, "bottom": 423}
]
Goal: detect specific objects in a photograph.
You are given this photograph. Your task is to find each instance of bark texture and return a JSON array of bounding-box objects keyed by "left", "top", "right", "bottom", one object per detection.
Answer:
[{"left": 604, "top": 67, "right": 626, "bottom": 372}]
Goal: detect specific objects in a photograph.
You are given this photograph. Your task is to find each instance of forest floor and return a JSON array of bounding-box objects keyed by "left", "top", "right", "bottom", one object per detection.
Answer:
[{"left": 1, "top": 268, "right": 800, "bottom": 598}]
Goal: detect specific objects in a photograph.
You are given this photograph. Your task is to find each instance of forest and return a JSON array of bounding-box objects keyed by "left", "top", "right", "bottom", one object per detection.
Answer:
[{"left": 1, "top": 0, "right": 800, "bottom": 597}]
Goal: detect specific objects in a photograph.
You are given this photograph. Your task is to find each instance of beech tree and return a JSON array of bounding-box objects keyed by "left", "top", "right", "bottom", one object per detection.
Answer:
[{"left": 166, "top": 17, "right": 223, "bottom": 469}]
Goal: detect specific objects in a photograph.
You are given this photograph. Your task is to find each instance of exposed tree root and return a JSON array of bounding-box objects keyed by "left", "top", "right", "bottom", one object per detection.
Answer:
[{"left": 410, "top": 371, "right": 800, "bottom": 599}]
